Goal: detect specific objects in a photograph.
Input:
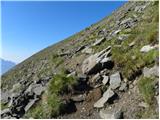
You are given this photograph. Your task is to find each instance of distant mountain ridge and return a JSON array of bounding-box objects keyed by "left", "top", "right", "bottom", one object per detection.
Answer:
[{"left": 0, "top": 58, "right": 16, "bottom": 75}]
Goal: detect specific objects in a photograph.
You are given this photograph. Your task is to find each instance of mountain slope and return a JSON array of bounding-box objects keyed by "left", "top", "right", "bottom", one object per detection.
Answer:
[
  {"left": 0, "top": 58, "right": 16, "bottom": 75},
  {"left": 1, "top": 1, "right": 159, "bottom": 119}
]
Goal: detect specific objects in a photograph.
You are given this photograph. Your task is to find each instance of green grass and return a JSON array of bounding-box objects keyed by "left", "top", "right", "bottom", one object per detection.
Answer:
[
  {"left": 1, "top": 103, "right": 8, "bottom": 110},
  {"left": 25, "top": 70, "right": 76, "bottom": 118},
  {"left": 138, "top": 77, "right": 155, "bottom": 105},
  {"left": 137, "top": 76, "right": 158, "bottom": 119}
]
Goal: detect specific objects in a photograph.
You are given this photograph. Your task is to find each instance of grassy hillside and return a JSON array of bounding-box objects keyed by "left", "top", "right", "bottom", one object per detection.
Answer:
[{"left": 1, "top": 1, "right": 159, "bottom": 119}]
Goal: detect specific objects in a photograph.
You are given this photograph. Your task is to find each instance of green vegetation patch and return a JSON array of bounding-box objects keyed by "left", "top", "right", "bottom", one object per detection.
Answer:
[
  {"left": 137, "top": 76, "right": 158, "bottom": 119},
  {"left": 138, "top": 76, "right": 155, "bottom": 105},
  {"left": 25, "top": 70, "right": 76, "bottom": 118}
]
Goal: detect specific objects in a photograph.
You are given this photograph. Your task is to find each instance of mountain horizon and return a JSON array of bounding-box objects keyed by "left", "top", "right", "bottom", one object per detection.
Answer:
[{"left": 0, "top": 58, "right": 16, "bottom": 75}]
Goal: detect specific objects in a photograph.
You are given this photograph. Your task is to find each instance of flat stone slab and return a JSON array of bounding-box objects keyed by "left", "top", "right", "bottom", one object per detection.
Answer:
[
  {"left": 94, "top": 88, "right": 114, "bottom": 108},
  {"left": 109, "top": 72, "right": 121, "bottom": 90}
]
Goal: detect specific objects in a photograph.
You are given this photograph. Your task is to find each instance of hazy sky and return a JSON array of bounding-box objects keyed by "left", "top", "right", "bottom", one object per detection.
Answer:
[{"left": 1, "top": 1, "right": 126, "bottom": 63}]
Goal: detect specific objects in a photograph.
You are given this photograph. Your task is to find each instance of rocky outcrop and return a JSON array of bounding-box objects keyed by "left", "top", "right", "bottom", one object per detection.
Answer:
[{"left": 82, "top": 46, "right": 113, "bottom": 74}]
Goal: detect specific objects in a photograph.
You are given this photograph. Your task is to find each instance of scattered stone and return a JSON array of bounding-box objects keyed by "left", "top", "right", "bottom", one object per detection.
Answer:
[
  {"left": 94, "top": 88, "right": 114, "bottom": 108},
  {"left": 120, "top": 17, "right": 137, "bottom": 28},
  {"left": 78, "top": 74, "right": 88, "bottom": 82},
  {"left": 81, "top": 47, "right": 93, "bottom": 54},
  {"left": 119, "top": 82, "right": 127, "bottom": 91},
  {"left": 140, "top": 45, "right": 154, "bottom": 53},
  {"left": 143, "top": 65, "right": 159, "bottom": 77},
  {"left": 109, "top": 72, "right": 121, "bottom": 90},
  {"left": 1, "top": 91, "right": 10, "bottom": 104},
  {"left": 1, "top": 108, "right": 10, "bottom": 116},
  {"left": 71, "top": 94, "right": 86, "bottom": 102},
  {"left": 117, "top": 34, "right": 129, "bottom": 41},
  {"left": 138, "top": 102, "right": 149, "bottom": 108},
  {"left": 75, "top": 45, "right": 86, "bottom": 53},
  {"left": 92, "top": 37, "right": 106, "bottom": 46},
  {"left": 26, "top": 83, "right": 45, "bottom": 96},
  {"left": 102, "top": 75, "right": 109, "bottom": 85},
  {"left": 67, "top": 71, "right": 76, "bottom": 77},
  {"left": 129, "top": 84, "right": 134, "bottom": 89},
  {"left": 113, "top": 29, "right": 121, "bottom": 35},
  {"left": 24, "top": 98, "right": 38, "bottom": 112},
  {"left": 129, "top": 41, "right": 135, "bottom": 47},
  {"left": 82, "top": 54, "right": 101, "bottom": 74},
  {"left": 135, "top": 5, "right": 146, "bottom": 13},
  {"left": 99, "top": 109, "right": 123, "bottom": 119},
  {"left": 91, "top": 73, "right": 102, "bottom": 83}
]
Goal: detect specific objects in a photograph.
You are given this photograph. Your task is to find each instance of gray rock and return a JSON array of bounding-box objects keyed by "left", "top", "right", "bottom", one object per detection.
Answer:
[
  {"left": 24, "top": 98, "right": 38, "bottom": 112},
  {"left": 138, "top": 102, "right": 149, "bottom": 108},
  {"left": 81, "top": 47, "right": 93, "bottom": 54},
  {"left": 117, "top": 34, "right": 129, "bottom": 41},
  {"left": 119, "top": 82, "right": 127, "bottom": 91},
  {"left": 67, "top": 71, "right": 76, "bottom": 77},
  {"left": 75, "top": 45, "right": 86, "bottom": 53},
  {"left": 110, "top": 72, "right": 121, "bottom": 90},
  {"left": 140, "top": 45, "right": 154, "bottom": 53},
  {"left": 26, "top": 83, "right": 45, "bottom": 96},
  {"left": 71, "top": 94, "right": 86, "bottom": 102},
  {"left": 120, "top": 17, "right": 137, "bottom": 28},
  {"left": 1, "top": 108, "right": 10, "bottom": 116},
  {"left": 1, "top": 91, "right": 10, "bottom": 104},
  {"left": 91, "top": 73, "right": 102, "bottom": 86},
  {"left": 113, "top": 29, "right": 121, "bottom": 35},
  {"left": 99, "top": 109, "right": 123, "bottom": 119},
  {"left": 143, "top": 65, "right": 159, "bottom": 77},
  {"left": 1, "top": 108, "right": 11, "bottom": 119},
  {"left": 94, "top": 88, "right": 114, "bottom": 108},
  {"left": 82, "top": 54, "right": 101, "bottom": 74},
  {"left": 78, "top": 74, "right": 88, "bottom": 82},
  {"left": 92, "top": 37, "right": 106, "bottom": 46},
  {"left": 82, "top": 46, "right": 111, "bottom": 74},
  {"left": 129, "top": 41, "right": 135, "bottom": 47},
  {"left": 100, "top": 57, "right": 112, "bottom": 64},
  {"left": 135, "top": 5, "right": 146, "bottom": 13},
  {"left": 102, "top": 75, "right": 109, "bottom": 85}
]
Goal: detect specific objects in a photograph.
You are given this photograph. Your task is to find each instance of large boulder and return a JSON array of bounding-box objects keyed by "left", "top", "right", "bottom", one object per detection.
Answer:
[
  {"left": 25, "top": 83, "right": 45, "bottom": 96},
  {"left": 82, "top": 46, "right": 112, "bottom": 74},
  {"left": 109, "top": 72, "right": 122, "bottom": 90},
  {"left": 94, "top": 88, "right": 114, "bottom": 108}
]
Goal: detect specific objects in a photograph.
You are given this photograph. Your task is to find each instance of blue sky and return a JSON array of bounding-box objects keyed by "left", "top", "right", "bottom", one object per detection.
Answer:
[{"left": 1, "top": 1, "right": 126, "bottom": 63}]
